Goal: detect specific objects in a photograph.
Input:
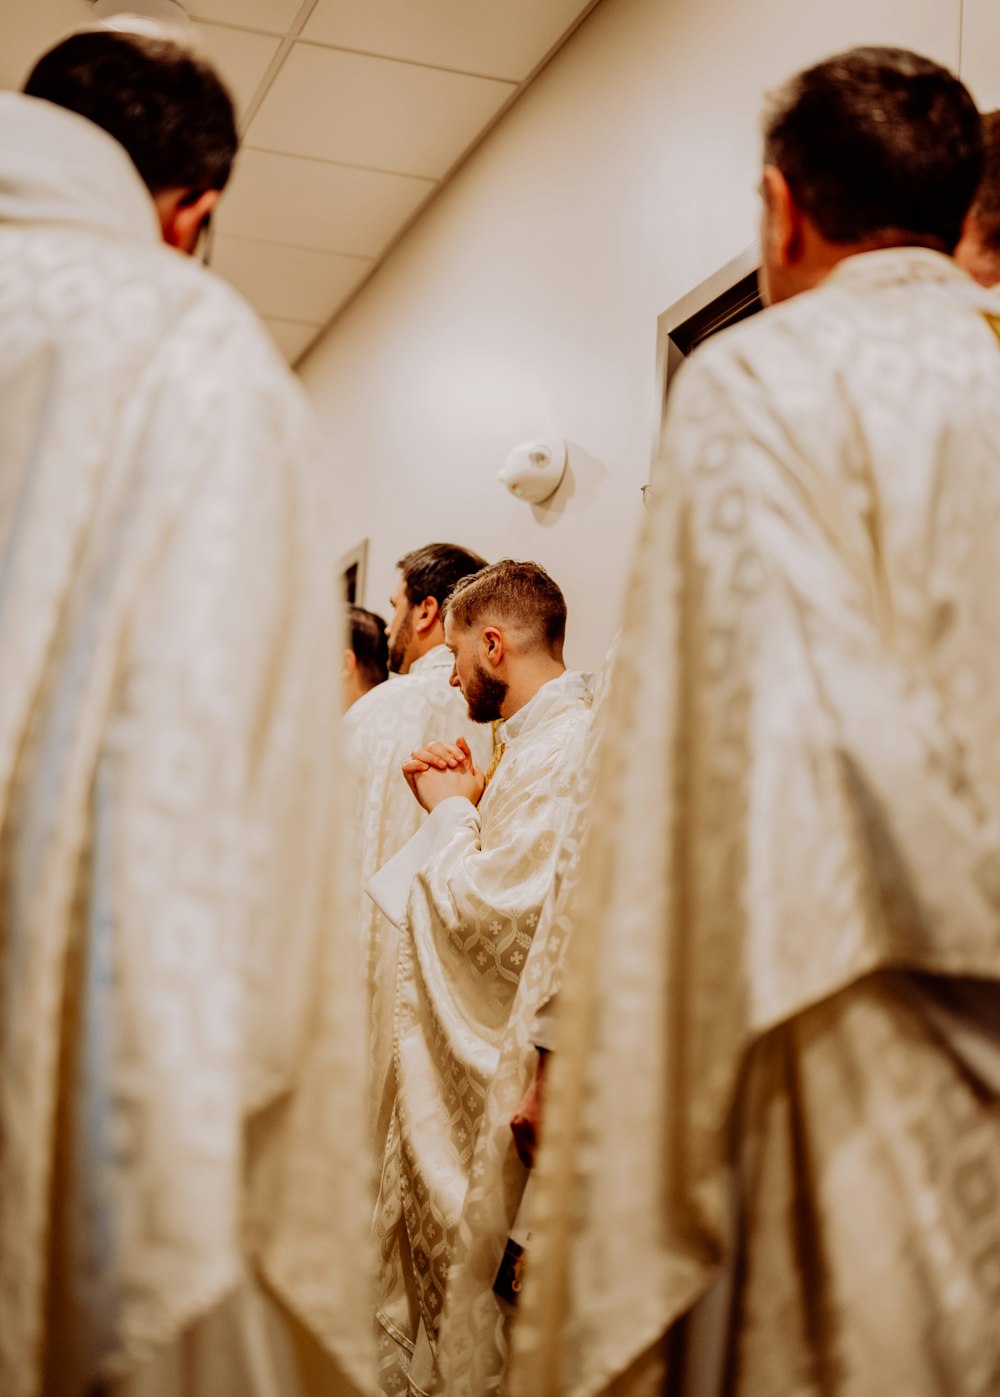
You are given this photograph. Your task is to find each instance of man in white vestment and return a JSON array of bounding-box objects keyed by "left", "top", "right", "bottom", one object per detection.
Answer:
[
  {"left": 344, "top": 543, "right": 491, "bottom": 1156},
  {"left": 957, "top": 109, "right": 1000, "bottom": 287},
  {"left": 344, "top": 605, "right": 389, "bottom": 711},
  {"left": 0, "top": 31, "right": 370, "bottom": 1397},
  {"left": 511, "top": 48, "right": 1000, "bottom": 1397},
  {"left": 365, "top": 560, "right": 593, "bottom": 1394},
  {"left": 436, "top": 636, "right": 618, "bottom": 1397}
]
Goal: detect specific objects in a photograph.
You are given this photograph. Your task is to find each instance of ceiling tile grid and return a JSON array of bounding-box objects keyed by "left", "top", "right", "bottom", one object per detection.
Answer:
[
  {"left": 215, "top": 148, "right": 435, "bottom": 257},
  {"left": 245, "top": 43, "right": 516, "bottom": 178},
  {"left": 212, "top": 234, "right": 371, "bottom": 322},
  {"left": 1, "top": 0, "right": 599, "bottom": 361},
  {"left": 302, "top": 0, "right": 604, "bottom": 83},
  {"left": 197, "top": 23, "right": 280, "bottom": 116},
  {"left": 188, "top": 0, "right": 303, "bottom": 35}
]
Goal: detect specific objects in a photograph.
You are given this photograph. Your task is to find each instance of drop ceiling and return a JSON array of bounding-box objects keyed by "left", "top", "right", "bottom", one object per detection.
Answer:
[{"left": 1, "top": 0, "right": 600, "bottom": 364}]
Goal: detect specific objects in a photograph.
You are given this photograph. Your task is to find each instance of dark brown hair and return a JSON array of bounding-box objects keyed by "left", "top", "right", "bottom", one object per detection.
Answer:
[
  {"left": 397, "top": 543, "right": 487, "bottom": 611},
  {"left": 24, "top": 30, "right": 238, "bottom": 195},
  {"left": 763, "top": 46, "right": 982, "bottom": 253},
  {"left": 445, "top": 559, "right": 567, "bottom": 656},
  {"left": 348, "top": 606, "right": 388, "bottom": 690}
]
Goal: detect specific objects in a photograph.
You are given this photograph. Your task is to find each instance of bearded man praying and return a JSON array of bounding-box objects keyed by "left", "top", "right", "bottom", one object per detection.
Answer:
[{"left": 365, "top": 559, "right": 593, "bottom": 1396}]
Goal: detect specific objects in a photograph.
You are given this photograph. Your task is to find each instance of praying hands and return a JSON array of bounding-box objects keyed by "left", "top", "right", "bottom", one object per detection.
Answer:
[{"left": 403, "top": 736, "right": 486, "bottom": 811}]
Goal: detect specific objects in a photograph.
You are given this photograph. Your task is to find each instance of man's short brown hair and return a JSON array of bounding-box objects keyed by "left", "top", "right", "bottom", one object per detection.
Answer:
[
  {"left": 397, "top": 543, "right": 487, "bottom": 611},
  {"left": 969, "top": 111, "right": 1000, "bottom": 253},
  {"left": 24, "top": 30, "right": 238, "bottom": 195},
  {"left": 444, "top": 560, "right": 567, "bottom": 657},
  {"left": 763, "top": 46, "right": 982, "bottom": 254}
]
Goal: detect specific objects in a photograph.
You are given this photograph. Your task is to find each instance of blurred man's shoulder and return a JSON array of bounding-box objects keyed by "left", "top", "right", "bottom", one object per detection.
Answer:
[{"left": 351, "top": 666, "right": 447, "bottom": 721}]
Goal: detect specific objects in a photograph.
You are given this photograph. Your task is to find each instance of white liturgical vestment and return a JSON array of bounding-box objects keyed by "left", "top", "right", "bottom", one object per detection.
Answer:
[
  {"left": 436, "top": 639, "right": 618, "bottom": 1397},
  {"left": 367, "top": 669, "right": 593, "bottom": 1394},
  {"left": 511, "top": 248, "right": 1000, "bottom": 1397},
  {"left": 0, "top": 95, "right": 370, "bottom": 1397},
  {"left": 344, "top": 645, "right": 493, "bottom": 1154}
]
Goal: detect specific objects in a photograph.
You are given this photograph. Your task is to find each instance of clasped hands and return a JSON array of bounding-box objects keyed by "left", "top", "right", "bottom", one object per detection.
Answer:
[{"left": 403, "top": 737, "right": 486, "bottom": 812}]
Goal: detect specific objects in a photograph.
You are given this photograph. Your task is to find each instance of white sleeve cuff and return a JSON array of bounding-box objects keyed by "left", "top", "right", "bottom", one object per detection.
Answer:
[{"left": 366, "top": 797, "right": 478, "bottom": 928}]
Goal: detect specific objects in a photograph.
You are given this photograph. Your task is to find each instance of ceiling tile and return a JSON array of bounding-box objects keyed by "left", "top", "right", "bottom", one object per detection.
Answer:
[
  {"left": 216, "top": 147, "right": 434, "bottom": 256},
  {"left": 246, "top": 43, "right": 514, "bottom": 178},
  {"left": 302, "top": 0, "right": 594, "bottom": 82},
  {"left": 0, "top": 0, "right": 93, "bottom": 91},
  {"left": 194, "top": 22, "right": 280, "bottom": 118},
  {"left": 187, "top": 0, "right": 303, "bottom": 35},
  {"left": 213, "top": 234, "right": 370, "bottom": 322},
  {"left": 264, "top": 318, "right": 320, "bottom": 364}
]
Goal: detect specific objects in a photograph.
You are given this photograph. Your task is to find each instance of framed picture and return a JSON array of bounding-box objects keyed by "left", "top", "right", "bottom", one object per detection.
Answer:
[
  {"left": 652, "top": 240, "right": 762, "bottom": 453},
  {"left": 338, "top": 538, "right": 369, "bottom": 606}
]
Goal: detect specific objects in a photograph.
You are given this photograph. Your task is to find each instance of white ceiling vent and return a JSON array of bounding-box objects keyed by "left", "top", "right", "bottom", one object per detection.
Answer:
[{"left": 91, "top": 0, "right": 192, "bottom": 38}]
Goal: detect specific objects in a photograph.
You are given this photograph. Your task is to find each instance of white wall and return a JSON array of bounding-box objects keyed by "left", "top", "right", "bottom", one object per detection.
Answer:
[{"left": 300, "top": 0, "right": 970, "bottom": 671}]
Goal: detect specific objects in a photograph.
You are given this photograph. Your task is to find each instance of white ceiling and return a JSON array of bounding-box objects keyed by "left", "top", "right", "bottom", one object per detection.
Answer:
[{"left": 1, "top": 0, "right": 600, "bottom": 364}]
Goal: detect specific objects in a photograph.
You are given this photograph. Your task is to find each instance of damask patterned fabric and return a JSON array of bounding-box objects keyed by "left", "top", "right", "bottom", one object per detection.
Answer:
[
  {"left": 437, "top": 642, "right": 618, "bottom": 1397},
  {"left": 366, "top": 670, "right": 593, "bottom": 1394},
  {"left": 343, "top": 646, "right": 493, "bottom": 1157},
  {"left": 511, "top": 248, "right": 1000, "bottom": 1396},
  {"left": 0, "top": 95, "right": 371, "bottom": 1397}
]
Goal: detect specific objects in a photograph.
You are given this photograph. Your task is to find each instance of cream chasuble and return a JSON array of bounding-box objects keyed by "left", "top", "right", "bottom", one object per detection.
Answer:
[
  {"left": 511, "top": 249, "right": 1000, "bottom": 1397},
  {"left": 344, "top": 646, "right": 493, "bottom": 1154},
  {"left": 367, "top": 670, "right": 593, "bottom": 1394},
  {"left": 0, "top": 95, "right": 371, "bottom": 1397},
  {"left": 437, "top": 642, "right": 618, "bottom": 1397}
]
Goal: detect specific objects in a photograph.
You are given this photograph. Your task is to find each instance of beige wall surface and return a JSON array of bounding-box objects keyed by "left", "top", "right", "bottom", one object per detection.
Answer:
[{"left": 300, "top": 0, "right": 964, "bottom": 670}]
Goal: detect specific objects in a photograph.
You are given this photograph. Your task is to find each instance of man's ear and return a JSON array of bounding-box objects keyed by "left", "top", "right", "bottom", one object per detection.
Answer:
[
  {"left": 761, "top": 164, "right": 804, "bottom": 270},
  {"left": 343, "top": 649, "right": 357, "bottom": 680},
  {"left": 414, "top": 595, "right": 440, "bottom": 636},
  {"left": 482, "top": 626, "right": 504, "bottom": 666},
  {"left": 153, "top": 187, "right": 220, "bottom": 255}
]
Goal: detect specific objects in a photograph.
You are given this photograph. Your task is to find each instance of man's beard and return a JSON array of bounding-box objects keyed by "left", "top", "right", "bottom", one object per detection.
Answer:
[
  {"left": 464, "top": 660, "right": 508, "bottom": 723},
  {"left": 388, "top": 609, "right": 413, "bottom": 674}
]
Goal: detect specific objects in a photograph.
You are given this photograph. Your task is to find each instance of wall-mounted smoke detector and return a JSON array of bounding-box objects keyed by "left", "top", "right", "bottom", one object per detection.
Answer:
[
  {"left": 91, "top": 0, "right": 192, "bottom": 38},
  {"left": 499, "top": 438, "right": 568, "bottom": 505}
]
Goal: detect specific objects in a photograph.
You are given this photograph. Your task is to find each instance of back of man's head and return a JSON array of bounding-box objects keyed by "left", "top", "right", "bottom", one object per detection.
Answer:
[
  {"left": 764, "top": 47, "right": 982, "bottom": 255},
  {"left": 348, "top": 605, "right": 389, "bottom": 691},
  {"left": 24, "top": 29, "right": 237, "bottom": 197},
  {"left": 397, "top": 543, "right": 487, "bottom": 611},
  {"left": 445, "top": 559, "right": 567, "bottom": 658}
]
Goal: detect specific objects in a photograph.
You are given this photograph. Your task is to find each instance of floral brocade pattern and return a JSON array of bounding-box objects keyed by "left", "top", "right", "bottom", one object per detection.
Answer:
[
  {"left": 344, "top": 646, "right": 493, "bottom": 1161},
  {"left": 437, "top": 648, "right": 618, "bottom": 1397},
  {"left": 375, "top": 675, "right": 593, "bottom": 1393},
  {"left": 511, "top": 250, "right": 1000, "bottom": 1397},
  {"left": 0, "top": 211, "right": 370, "bottom": 1393}
]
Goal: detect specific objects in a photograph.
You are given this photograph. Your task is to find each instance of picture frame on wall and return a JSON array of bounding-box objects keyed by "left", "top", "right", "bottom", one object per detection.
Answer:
[
  {"left": 338, "top": 538, "right": 369, "bottom": 606},
  {"left": 652, "top": 240, "right": 762, "bottom": 454}
]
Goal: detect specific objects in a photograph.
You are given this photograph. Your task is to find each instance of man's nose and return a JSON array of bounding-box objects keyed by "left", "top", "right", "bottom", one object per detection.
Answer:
[{"left": 450, "top": 668, "right": 460, "bottom": 686}]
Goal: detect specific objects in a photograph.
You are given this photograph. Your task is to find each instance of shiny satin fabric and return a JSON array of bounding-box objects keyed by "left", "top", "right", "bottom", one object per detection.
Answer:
[
  {"left": 372, "top": 672, "right": 593, "bottom": 1393},
  {"left": 0, "top": 94, "right": 371, "bottom": 1397},
  {"left": 438, "top": 647, "right": 618, "bottom": 1397},
  {"left": 344, "top": 646, "right": 493, "bottom": 1159},
  {"left": 511, "top": 249, "right": 1000, "bottom": 1397}
]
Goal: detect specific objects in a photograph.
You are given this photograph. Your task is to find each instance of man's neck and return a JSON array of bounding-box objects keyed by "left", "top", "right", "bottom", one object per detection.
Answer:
[
  {"left": 779, "top": 228, "right": 951, "bottom": 301},
  {"left": 955, "top": 237, "right": 1000, "bottom": 290},
  {"left": 500, "top": 659, "right": 566, "bottom": 721},
  {"left": 407, "top": 625, "right": 446, "bottom": 670},
  {"left": 345, "top": 675, "right": 367, "bottom": 709}
]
